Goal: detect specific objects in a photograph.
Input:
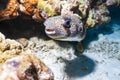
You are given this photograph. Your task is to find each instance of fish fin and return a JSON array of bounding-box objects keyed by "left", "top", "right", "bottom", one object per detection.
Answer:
[{"left": 77, "top": 42, "right": 84, "bottom": 52}]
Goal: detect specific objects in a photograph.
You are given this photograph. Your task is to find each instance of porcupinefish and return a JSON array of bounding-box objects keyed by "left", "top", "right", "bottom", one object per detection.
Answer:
[{"left": 44, "top": 14, "right": 86, "bottom": 52}]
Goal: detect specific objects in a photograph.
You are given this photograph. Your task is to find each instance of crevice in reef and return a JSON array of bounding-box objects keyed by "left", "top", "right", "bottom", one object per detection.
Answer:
[
  {"left": 0, "top": 16, "right": 48, "bottom": 39},
  {"left": 25, "top": 64, "right": 39, "bottom": 80},
  {"left": 0, "top": 0, "right": 9, "bottom": 10}
]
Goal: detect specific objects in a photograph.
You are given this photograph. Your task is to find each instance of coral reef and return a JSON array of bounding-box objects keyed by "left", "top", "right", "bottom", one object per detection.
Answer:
[
  {"left": 0, "top": 0, "right": 119, "bottom": 27},
  {"left": 0, "top": 54, "right": 54, "bottom": 80},
  {"left": 0, "top": 32, "right": 54, "bottom": 80},
  {"left": 0, "top": 0, "right": 19, "bottom": 21},
  {"left": 0, "top": 32, "right": 23, "bottom": 65},
  {"left": 0, "top": 0, "right": 120, "bottom": 80},
  {"left": 0, "top": 7, "right": 120, "bottom": 80}
]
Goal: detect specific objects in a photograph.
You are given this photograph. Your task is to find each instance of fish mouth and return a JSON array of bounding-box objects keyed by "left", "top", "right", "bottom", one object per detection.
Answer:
[
  {"left": 45, "top": 29, "right": 56, "bottom": 35},
  {"left": 45, "top": 29, "right": 67, "bottom": 39}
]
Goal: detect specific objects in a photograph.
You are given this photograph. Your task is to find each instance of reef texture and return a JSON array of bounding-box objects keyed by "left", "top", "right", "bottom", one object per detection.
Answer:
[
  {"left": 0, "top": 0, "right": 120, "bottom": 28},
  {"left": 0, "top": 32, "right": 23, "bottom": 65},
  {"left": 0, "top": 6, "right": 120, "bottom": 80},
  {"left": 0, "top": 32, "right": 54, "bottom": 80},
  {"left": 0, "top": 54, "right": 54, "bottom": 80}
]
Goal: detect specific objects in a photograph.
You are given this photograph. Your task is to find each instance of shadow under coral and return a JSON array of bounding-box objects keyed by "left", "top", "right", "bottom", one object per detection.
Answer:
[
  {"left": 0, "top": 16, "right": 48, "bottom": 39},
  {"left": 62, "top": 54, "right": 96, "bottom": 78},
  {"left": 63, "top": 6, "right": 120, "bottom": 78}
]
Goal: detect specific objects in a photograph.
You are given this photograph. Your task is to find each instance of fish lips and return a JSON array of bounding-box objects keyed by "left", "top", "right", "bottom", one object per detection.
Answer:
[{"left": 45, "top": 28, "right": 67, "bottom": 39}]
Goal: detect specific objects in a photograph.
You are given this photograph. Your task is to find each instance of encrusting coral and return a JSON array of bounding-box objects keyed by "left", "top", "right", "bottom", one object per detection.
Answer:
[
  {"left": 0, "top": 32, "right": 54, "bottom": 80},
  {"left": 0, "top": 54, "right": 54, "bottom": 80},
  {"left": 0, "top": 0, "right": 120, "bottom": 28},
  {"left": 0, "top": 32, "right": 23, "bottom": 65}
]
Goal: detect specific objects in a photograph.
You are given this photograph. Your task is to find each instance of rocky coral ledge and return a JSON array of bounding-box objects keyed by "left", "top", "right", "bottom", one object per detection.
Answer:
[{"left": 0, "top": 32, "right": 54, "bottom": 80}]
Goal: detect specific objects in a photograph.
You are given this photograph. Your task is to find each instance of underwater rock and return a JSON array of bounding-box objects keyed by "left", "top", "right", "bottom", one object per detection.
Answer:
[
  {"left": 0, "top": 0, "right": 19, "bottom": 21},
  {"left": 0, "top": 32, "right": 54, "bottom": 80},
  {"left": 0, "top": 0, "right": 119, "bottom": 28},
  {"left": 0, "top": 33, "right": 22, "bottom": 53},
  {"left": 0, "top": 32, "right": 36, "bottom": 65},
  {"left": 0, "top": 54, "right": 54, "bottom": 80},
  {"left": 16, "top": 38, "right": 29, "bottom": 48},
  {"left": 0, "top": 32, "right": 23, "bottom": 65}
]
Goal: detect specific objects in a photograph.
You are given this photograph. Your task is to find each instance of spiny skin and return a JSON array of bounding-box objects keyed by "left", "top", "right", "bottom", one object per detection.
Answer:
[{"left": 44, "top": 14, "right": 86, "bottom": 42}]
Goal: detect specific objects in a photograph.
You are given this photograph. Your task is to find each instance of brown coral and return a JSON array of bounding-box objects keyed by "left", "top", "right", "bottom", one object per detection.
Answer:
[
  {"left": 0, "top": 0, "right": 19, "bottom": 21},
  {"left": 0, "top": 32, "right": 54, "bottom": 80},
  {"left": 0, "top": 54, "right": 54, "bottom": 80},
  {"left": 0, "top": 32, "right": 23, "bottom": 65},
  {"left": 0, "top": 0, "right": 119, "bottom": 27},
  {"left": 0, "top": 0, "right": 43, "bottom": 22}
]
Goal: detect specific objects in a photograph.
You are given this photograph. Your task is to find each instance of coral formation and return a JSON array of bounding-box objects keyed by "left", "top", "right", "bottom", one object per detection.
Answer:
[
  {"left": 86, "top": 4, "right": 110, "bottom": 27},
  {"left": 37, "top": 0, "right": 61, "bottom": 18},
  {"left": 0, "top": 54, "right": 54, "bottom": 80},
  {"left": 0, "top": 0, "right": 119, "bottom": 27},
  {"left": 0, "top": 32, "right": 23, "bottom": 65},
  {"left": 0, "top": 0, "right": 19, "bottom": 21},
  {"left": 0, "top": 32, "right": 54, "bottom": 80}
]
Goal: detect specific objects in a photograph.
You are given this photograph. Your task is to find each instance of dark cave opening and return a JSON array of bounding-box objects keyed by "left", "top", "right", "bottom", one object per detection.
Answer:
[
  {"left": 0, "top": 0, "right": 9, "bottom": 10},
  {"left": 0, "top": 16, "right": 47, "bottom": 39}
]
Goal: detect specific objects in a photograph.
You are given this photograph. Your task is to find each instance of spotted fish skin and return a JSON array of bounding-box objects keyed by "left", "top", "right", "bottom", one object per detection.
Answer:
[{"left": 44, "top": 14, "right": 86, "bottom": 42}]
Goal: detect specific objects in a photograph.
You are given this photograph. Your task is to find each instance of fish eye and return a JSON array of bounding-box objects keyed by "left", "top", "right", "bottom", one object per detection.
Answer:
[{"left": 63, "top": 19, "right": 71, "bottom": 28}]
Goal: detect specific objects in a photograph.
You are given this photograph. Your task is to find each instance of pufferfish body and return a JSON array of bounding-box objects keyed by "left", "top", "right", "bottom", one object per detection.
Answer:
[
  {"left": 44, "top": 14, "right": 86, "bottom": 42},
  {"left": 44, "top": 14, "right": 86, "bottom": 52}
]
